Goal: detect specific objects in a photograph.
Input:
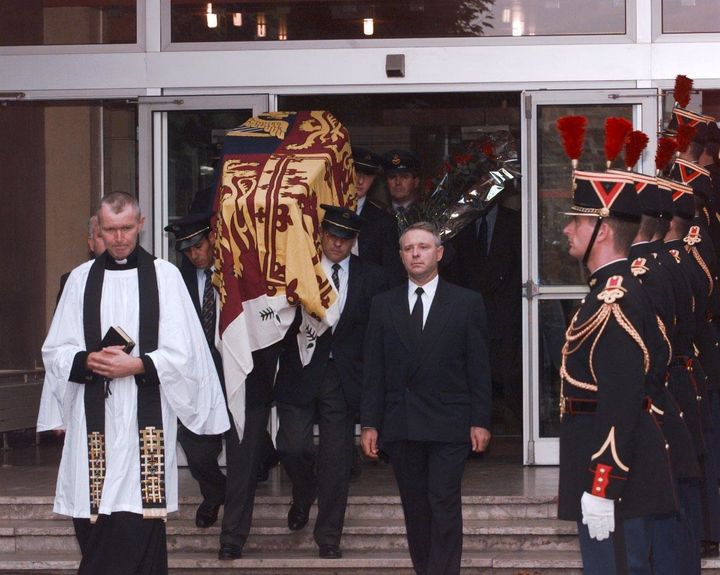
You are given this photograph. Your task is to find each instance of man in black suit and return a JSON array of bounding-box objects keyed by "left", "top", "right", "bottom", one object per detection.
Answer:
[
  {"left": 382, "top": 149, "right": 423, "bottom": 223},
  {"left": 166, "top": 213, "right": 280, "bottom": 559},
  {"left": 353, "top": 147, "right": 405, "bottom": 286},
  {"left": 165, "top": 213, "right": 227, "bottom": 529},
  {"left": 361, "top": 221, "right": 492, "bottom": 575},
  {"left": 274, "top": 205, "right": 387, "bottom": 559},
  {"left": 445, "top": 198, "right": 522, "bottom": 432}
]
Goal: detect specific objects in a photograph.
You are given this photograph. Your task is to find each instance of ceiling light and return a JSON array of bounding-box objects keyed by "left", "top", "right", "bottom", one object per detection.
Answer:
[
  {"left": 363, "top": 17, "right": 374, "bottom": 36},
  {"left": 206, "top": 3, "right": 217, "bottom": 28},
  {"left": 232, "top": 12, "right": 243, "bottom": 27}
]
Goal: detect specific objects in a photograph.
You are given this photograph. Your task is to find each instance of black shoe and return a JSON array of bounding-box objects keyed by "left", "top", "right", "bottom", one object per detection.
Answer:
[
  {"left": 702, "top": 540, "right": 719, "bottom": 558},
  {"left": 257, "top": 448, "right": 281, "bottom": 482},
  {"left": 195, "top": 502, "right": 221, "bottom": 528},
  {"left": 218, "top": 543, "right": 243, "bottom": 560},
  {"left": 318, "top": 544, "right": 342, "bottom": 559},
  {"left": 287, "top": 501, "right": 311, "bottom": 531}
]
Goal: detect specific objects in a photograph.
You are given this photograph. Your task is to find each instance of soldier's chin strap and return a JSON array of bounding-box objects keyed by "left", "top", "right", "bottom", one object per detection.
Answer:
[{"left": 582, "top": 217, "right": 604, "bottom": 267}]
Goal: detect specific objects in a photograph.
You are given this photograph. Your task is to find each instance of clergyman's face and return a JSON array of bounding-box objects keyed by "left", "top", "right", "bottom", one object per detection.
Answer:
[
  {"left": 184, "top": 233, "right": 215, "bottom": 270},
  {"left": 98, "top": 204, "right": 144, "bottom": 260},
  {"left": 399, "top": 228, "right": 443, "bottom": 284}
]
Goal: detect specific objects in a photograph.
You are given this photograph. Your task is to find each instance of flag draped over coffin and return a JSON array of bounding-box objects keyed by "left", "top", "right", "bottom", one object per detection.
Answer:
[{"left": 212, "top": 110, "right": 355, "bottom": 439}]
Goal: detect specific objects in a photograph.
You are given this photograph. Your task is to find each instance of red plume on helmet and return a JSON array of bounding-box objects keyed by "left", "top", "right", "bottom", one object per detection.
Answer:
[
  {"left": 673, "top": 75, "right": 693, "bottom": 109},
  {"left": 624, "top": 131, "right": 649, "bottom": 171},
  {"left": 655, "top": 137, "right": 678, "bottom": 175},
  {"left": 556, "top": 115, "right": 588, "bottom": 169},
  {"left": 675, "top": 124, "right": 697, "bottom": 153},
  {"left": 604, "top": 117, "right": 633, "bottom": 169}
]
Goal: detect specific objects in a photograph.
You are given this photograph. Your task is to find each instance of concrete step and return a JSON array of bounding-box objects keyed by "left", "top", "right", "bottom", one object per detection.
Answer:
[
  {"left": 0, "top": 549, "right": 585, "bottom": 574},
  {"left": 0, "top": 494, "right": 559, "bottom": 522},
  {"left": 0, "top": 518, "right": 579, "bottom": 553}
]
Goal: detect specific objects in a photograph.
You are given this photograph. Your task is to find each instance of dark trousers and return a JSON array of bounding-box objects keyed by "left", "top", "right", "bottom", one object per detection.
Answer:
[
  {"left": 74, "top": 512, "right": 167, "bottom": 575},
  {"left": 383, "top": 439, "right": 469, "bottom": 575},
  {"left": 219, "top": 344, "right": 280, "bottom": 549},
  {"left": 577, "top": 519, "right": 627, "bottom": 575},
  {"left": 276, "top": 362, "right": 355, "bottom": 547},
  {"left": 219, "top": 404, "right": 270, "bottom": 548},
  {"left": 176, "top": 425, "right": 225, "bottom": 509}
]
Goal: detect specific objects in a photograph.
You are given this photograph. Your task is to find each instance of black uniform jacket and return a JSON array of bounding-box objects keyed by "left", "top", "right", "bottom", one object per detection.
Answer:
[
  {"left": 361, "top": 278, "right": 492, "bottom": 444},
  {"left": 557, "top": 260, "right": 676, "bottom": 521},
  {"left": 445, "top": 205, "right": 522, "bottom": 343},
  {"left": 357, "top": 200, "right": 405, "bottom": 287},
  {"left": 274, "top": 256, "right": 388, "bottom": 410},
  {"left": 629, "top": 243, "right": 700, "bottom": 480}
]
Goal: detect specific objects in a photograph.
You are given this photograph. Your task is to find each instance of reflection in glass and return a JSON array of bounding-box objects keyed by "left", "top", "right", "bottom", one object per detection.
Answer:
[
  {"left": 0, "top": 1, "right": 136, "bottom": 46},
  {"left": 170, "top": 0, "right": 625, "bottom": 43},
  {"left": 536, "top": 104, "right": 632, "bottom": 286},
  {"left": 165, "top": 109, "right": 253, "bottom": 267},
  {"left": 662, "top": 0, "right": 720, "bottom": 34},
  {"left": 539, "top": 297, "right": 580, "bottom": 438}
]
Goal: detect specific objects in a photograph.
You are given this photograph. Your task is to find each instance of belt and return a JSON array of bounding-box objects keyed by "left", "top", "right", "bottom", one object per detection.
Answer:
[{"left": 561, "top": 396, "right": 652, "bottom": 416}]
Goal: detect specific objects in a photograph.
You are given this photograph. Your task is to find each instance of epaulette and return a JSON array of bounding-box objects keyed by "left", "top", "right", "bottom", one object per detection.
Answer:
[
  {"left": 630, "top": 258, "right": 649, "bottom": 277},
  {"left": 684, "top": 225, "right": 702, "bottom": 246},
  {"left": 597, "top": 275, "right": 626, "bottom": 304}
]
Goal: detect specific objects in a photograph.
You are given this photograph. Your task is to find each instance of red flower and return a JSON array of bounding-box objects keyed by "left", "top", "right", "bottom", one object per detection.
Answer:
[{"left": 453, "top": 153, "right": 473, "bottom": 166}]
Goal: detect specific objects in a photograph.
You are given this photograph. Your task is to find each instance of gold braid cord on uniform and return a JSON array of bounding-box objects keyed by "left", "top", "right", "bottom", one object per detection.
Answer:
[{"left": 560, "top": 276, "right": 650, "bottom": 398}]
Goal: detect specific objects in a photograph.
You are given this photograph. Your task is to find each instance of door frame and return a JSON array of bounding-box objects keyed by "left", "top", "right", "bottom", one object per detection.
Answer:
[
  {"left": 137, "top": 94, "right": 269, "bottom": 256},
  {"left": 520, "top": 88, "right": 659, "bottom": 465}
]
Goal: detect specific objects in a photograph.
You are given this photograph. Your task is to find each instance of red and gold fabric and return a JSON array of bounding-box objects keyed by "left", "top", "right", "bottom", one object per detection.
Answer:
[{"left": 212, "top": 111, "right": 355, "bottom": 438}]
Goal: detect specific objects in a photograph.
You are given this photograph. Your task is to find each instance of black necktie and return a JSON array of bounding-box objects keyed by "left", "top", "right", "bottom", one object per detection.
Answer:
[
  {"left": 477, "top": 214, "right": 488, "bottom": 265},
  {"left": 201, "top": 269, "right": 216, "bottom": 345},
  {"left": 331, "top": 263, "right": 341, "bottom": 290},
  {"left": 411, "top": 287, "right": 424, "bottom": 336}
]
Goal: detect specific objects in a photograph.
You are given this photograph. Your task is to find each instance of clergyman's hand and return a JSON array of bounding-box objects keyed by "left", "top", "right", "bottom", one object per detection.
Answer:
[
  {"left": 361, "top": 427, "right": 380, "bottom": 460},
  {"left": 87, "top": 346, "right": 144, "bottom": 379},
  {"left": 470, "top": 426, "right": 491, "bottom": 453}
]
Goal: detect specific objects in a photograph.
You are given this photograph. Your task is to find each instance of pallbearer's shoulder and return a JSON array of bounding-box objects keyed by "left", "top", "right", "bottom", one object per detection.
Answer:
[{"left": 439, "top": 278, "right": 484, "bottom": 304}]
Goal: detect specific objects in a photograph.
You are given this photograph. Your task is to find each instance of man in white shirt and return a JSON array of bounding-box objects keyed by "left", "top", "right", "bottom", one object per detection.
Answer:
[{"left": 274, "top": 205, "right": 387, "bottom": 559}]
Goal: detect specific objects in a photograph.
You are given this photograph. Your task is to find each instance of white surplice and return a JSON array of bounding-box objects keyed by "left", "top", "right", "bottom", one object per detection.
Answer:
[{"left": 39, "top": 258, "right": 230, "bottom": 519}]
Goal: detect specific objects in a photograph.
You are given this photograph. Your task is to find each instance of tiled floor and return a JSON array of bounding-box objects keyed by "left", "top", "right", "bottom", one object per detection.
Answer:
[{"left": 0, "top": 434, "right": 559, "bottom": 501}]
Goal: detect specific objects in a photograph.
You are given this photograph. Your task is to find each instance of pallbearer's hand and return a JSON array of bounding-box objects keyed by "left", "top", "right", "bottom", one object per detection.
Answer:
[
  {"left": 470, "top": 426, "right": 491, "bottom": 452},
  {"left": 361, "top": 427, "right": 380, "bottom": 460}
]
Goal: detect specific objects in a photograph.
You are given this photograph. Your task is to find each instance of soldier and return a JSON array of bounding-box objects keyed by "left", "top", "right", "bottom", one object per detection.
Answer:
[{"left": 557, "top": 170, "right": 676, "bottom": 573}]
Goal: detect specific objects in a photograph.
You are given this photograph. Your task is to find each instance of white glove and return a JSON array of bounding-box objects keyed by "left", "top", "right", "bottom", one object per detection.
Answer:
[{"left": 581, "top": 492, "right": 615, "bottom": 541}]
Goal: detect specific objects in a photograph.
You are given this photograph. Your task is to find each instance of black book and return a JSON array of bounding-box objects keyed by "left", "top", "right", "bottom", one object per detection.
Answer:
[{"left": 100, "top": 326, "right": 136, "bottom": 354}]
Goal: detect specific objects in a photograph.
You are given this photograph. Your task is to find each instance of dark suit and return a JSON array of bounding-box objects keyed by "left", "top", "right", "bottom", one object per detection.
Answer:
[
  {"left": 357, "top": 200, "right": 405, "bottom": 286},
  {"left": 445, "top": 205, "right": 522, "bottom": 428},
  {"left": 361, "top": 278, "right": 491, "bottom": 575},
  {"left": 176, "top": 259, "right": 226, "bottom": 512},
  {"left": 275, "top": 256, "right": 387, "bottom": 547}
]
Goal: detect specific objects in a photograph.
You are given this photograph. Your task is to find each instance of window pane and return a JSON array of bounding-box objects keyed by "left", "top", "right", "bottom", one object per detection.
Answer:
[
  {"left": 663, "top": 0, "right": 720, "bottom": 34},
  {"left": 171, "top": 0, "right": 625, "bottom": 43},
  {"left": 539, "top": 298, "right": 580, "bottom": 438},
  {"left": 536, "top": 103, "right": 633, "bottom": 286},
  {"left": 0, "top": 100, "right": 137, "bottom": 369},
  {"left": 164, "top": 109, "right": 254, "bottom": 267},
  {"left": 0, "top": 0, "right": 136, "bottom": 46}
]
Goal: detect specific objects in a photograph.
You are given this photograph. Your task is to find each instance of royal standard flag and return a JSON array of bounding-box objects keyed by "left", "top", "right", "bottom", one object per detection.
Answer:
[{"left": 212, "top": 110, "right": 355, "bottom": 439}]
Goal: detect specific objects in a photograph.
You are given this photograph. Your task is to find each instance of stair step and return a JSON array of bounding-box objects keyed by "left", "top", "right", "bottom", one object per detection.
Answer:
[
  {"left": 0, "top": 495, "right": 559, "bottom": 521},
  {"left": 0, "top": 518, "right": 580, "bottom": 553}
]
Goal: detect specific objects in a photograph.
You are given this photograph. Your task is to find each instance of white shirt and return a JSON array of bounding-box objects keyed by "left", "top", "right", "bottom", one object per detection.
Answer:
[
  {"left": 356, "top": 196, "right": 367, "bottom": 215},
  {"left": 408, "top": 274, "right": 439, "bottom": 328},
  {"left": 321, "top": 254, "right": 350, "bottom": 326}
]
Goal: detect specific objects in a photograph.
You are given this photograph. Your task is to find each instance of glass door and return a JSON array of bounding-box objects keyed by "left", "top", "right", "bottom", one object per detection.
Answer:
[
  {"left": 137, "top": 95, "right": 269, "bottom": 260},
  {"left": 520, "top": 89, "right": 659, "bottom": 465}
]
